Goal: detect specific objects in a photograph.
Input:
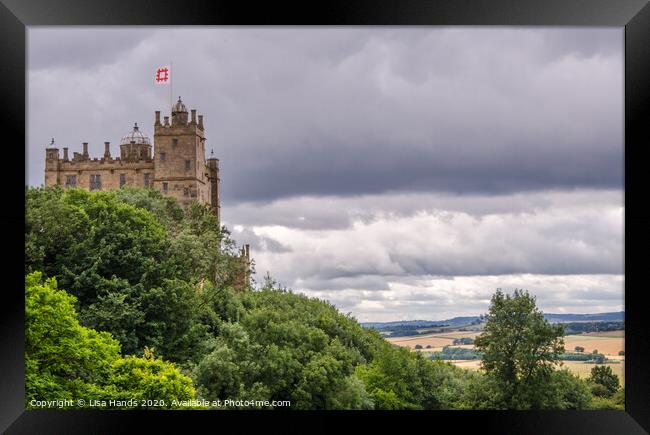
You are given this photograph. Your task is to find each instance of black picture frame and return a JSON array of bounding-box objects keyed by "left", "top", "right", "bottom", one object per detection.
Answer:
[{"left": 2, "top": 1, "right": 649, "bottom": 433}]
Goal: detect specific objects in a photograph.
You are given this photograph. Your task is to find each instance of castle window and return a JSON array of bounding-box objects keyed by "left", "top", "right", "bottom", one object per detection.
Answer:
[
  {"left": 144, "top": 173, "right": 151, "bottom": 188},
  {"left": 162, "top": 182, "right": 168, "bottom": 193},
  {"left": 120, "top": 174, "right": 126, "bottom": 187},
  {"left": 160, "top": 152, "right": 166, "bottom": 162},
  {"left": 183, "top": 187, "right": 189, "bottom": 197},
  {"left": 90, "top": 174, "right": 102, "bottom": 191},
  {"left": 172, "top": 138, "right": 178, "bottom": 148},
  {"left": 65, "top": 175, "right": 76, "bottom": 188},
  {"left": 185, "top": 160, "right": 191, "bottom": 170}
]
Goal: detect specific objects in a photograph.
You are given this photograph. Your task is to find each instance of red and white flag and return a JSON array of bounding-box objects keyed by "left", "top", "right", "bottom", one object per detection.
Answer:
[{"left": 155, "top": 65, "right": 171, "bottom": 85}]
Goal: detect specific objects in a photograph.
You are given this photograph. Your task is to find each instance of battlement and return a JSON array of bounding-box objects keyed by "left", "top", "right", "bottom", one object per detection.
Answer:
[{"left": 49, "top": 142, "right": 154, "bottom": 166}]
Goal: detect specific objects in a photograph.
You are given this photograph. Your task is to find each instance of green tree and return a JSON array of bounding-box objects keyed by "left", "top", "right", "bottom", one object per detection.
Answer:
[
  {"left": 588, "top": 365, "right": 620, "bottom": 398},
  {"left": 473, "top": 289, "right": 565, "bottom": 409},
  {"left": 543, "top": 369, "right": 592, "bottom": 409},
  {"left": 25, "top": 187, "right": 242, "bottom": 362},
  {"left": 25, "top": 272, "right": 195, "bottom": 408}
]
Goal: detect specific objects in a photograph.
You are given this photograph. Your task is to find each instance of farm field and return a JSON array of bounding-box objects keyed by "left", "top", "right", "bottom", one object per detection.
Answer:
[
  {"left": 388, "top": 330, "right": 625, "bottom": 381},
  {"left": 390, "top": 330, "right": 624, "bottom": 357},
  {"left": 448, "top": 360, "right": 625, "bottom": 383},
  {"left": 387, "top": 331, "right": 481, "bottom": 350},
  {"left": 560, "top": 360, "right": 625, "bottom": 384},
  {"left": 580, "top": 330, "right": 625, "bottom": 338},
  {"left": 563, "top": 332, "right": 624, "bottom": 356}
]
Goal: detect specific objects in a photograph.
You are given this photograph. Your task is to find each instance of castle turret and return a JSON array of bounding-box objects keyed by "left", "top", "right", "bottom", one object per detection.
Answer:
[
  {"left": 171, "top": 96, "right": 188, "bottom": 126},
  {"left": 233, "top": 244, "right": 251, "bottom": 291},
  {"left": 44, "top": 138, "right": 60, "bottom": 186},
  {"left": 154, "top": 97, "right": 213, "bottom": 210},
  {"left": 207, "top": 149, "right": 221, "bottom": 223},
  {"left": 45, "top": 138, "right": 59, "bottom": 165}
]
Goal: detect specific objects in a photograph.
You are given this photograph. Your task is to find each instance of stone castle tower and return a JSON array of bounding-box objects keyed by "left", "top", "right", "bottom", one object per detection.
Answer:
[
  {"left": 44, "top": 97, "right": 251, "bottom": 287},
  {"left": 44, "top": 97, "right": 221, "bottom": 221}
]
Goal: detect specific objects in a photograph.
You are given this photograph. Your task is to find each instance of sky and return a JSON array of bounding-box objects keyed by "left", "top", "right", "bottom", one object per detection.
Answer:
[{"left": 27, "top": 27, "right": 624, "bottom": 322}]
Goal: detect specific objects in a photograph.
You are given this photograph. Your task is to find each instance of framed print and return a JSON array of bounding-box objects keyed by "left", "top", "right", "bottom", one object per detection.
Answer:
[{"left": 2, "top": 0, "right": 649, "bottom": 433}]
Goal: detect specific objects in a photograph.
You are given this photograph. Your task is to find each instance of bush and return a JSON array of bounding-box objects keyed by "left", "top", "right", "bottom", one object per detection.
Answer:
[{"left": 588, "top": 365, "right": 619, "bottom": 398}]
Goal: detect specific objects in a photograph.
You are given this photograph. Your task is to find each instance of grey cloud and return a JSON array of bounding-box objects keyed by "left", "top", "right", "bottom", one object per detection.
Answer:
[
  {"left": 294, "top": 275, "right": 391, "bottom": 292},
  {"left": 232, "top": 227, "right": 292, "bottom": 253},
  {"left": 224, "top": 189, "right": 623, "bottom": 231},
  {"left": 28, "top": 27, "right": 157, "bottom": 70},
  {"left": 300, "top": 274, "right": 623, "bottom": 322},
  {"left": 246, "top": 190, "right": 622, "bottom": 290},
  {"left": 28, "top": 27, "right": 623, "bottom": 202}
]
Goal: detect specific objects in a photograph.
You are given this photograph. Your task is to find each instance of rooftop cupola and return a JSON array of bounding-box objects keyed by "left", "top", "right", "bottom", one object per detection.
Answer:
[
  {"left": 120, "top": 122, "right": 152, "bottom": 161},
  {"left": 120, "top": 122, "right": 151, "bottom": 146},
  {"left": 171, "top": 96, "right": 189, "bottom": 126}
]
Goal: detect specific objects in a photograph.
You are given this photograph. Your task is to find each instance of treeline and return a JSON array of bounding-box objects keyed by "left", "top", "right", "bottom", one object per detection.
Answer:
[
  {"left": 24, "top": 187, "right": 624, "bottom": 410},
  {"left": 561, "top": 321, "right": 625, "bottom": 335},
  {"left": 383, "top": 327, "right": 447, "bottom": 338},
  {"left": 428, "top": 346, "right": 482, "bottom": 361}
]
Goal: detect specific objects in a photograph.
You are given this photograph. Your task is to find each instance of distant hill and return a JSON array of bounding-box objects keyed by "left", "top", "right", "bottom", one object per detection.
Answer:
[
  {"left": 543, "top": 312, "right": 624, "bottom": 323},
  {"left": 362, "top": 311, "right": 624, "bottom": 330}
]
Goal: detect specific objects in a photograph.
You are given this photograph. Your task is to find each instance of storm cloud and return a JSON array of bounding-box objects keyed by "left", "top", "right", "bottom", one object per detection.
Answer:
[
  {"left": 28, "top": 27, "right": 623, "bottom": 201},
  {"left": 27, "top": 27, "right": 624, "bottom": 321}
]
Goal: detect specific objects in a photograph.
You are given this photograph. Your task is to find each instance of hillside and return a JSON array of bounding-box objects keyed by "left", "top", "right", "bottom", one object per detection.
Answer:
[{"left": 362, "top": 311, "right": 624, "bottom": 330}]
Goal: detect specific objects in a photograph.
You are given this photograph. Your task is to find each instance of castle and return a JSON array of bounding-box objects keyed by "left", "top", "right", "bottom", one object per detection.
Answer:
[
  {"left": 45, "top": 97, "right": 221, "bottom": 221},
  {"left": 44, "top": 97, "right": 250, "bottom": 288}
]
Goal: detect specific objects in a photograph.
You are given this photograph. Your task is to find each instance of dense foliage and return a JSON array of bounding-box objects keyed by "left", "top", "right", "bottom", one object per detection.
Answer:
[
  {"left": 25, "top": 272, "right": 195, "bottom": 408},
  {"left": 25, "top": 186, "right": 617, "bottom": 410}
]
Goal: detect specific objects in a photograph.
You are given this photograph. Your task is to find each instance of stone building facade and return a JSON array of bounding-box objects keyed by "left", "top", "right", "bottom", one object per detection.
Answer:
[
  {"left": 45, "top": 97, "right": 221, "bottom": 221},
  {"left": 44, "top": 97, "right": 251, "bottom": 287}
]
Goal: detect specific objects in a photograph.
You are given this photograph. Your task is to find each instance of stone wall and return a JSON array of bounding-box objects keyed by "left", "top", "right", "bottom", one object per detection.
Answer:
[{"left": 44, "top": 150, "right": 154, "bottom": 190}]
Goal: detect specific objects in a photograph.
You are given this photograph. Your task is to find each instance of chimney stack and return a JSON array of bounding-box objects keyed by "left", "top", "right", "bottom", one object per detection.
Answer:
[
  {"left": 198, "top": 115, "right": 203, "bottom": 129},
  {"left": 63, "top": 147, "right": 69, "bottom": 160},
  {"left": 82, "top": 142, "right": 89, "bottom": 158},
  {"left": 155, "top": 111, "right": 161, "bottom": 126},
  {"left": 191, "top": 109, "right": 197, "bottom": 124},
  {"left": 164, "top": 116, "right": 170, "bottom": 126},
  {"left": 104, "top": 142, "right": 111, "bottom": 158}
]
